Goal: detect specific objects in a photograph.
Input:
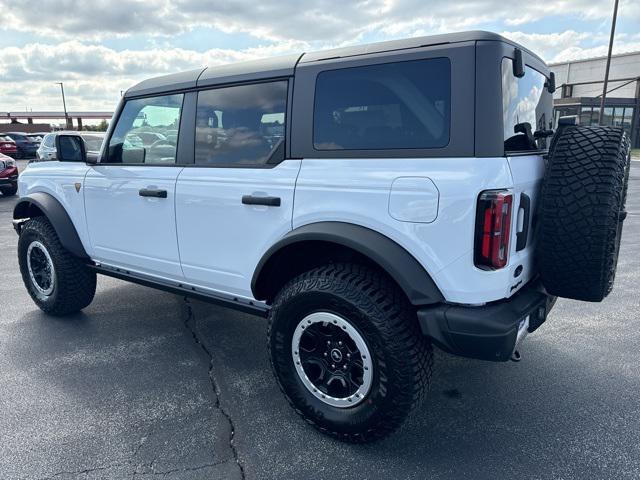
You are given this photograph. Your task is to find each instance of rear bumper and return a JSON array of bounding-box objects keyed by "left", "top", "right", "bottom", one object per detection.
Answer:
[{"left": 418, "top": 280, "right": 556, "bottom": 361}]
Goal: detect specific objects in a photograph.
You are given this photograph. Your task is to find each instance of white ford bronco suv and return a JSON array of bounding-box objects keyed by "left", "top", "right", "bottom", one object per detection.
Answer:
[{"left": 13, "top": 32, "right": 631, "bottom": 442}]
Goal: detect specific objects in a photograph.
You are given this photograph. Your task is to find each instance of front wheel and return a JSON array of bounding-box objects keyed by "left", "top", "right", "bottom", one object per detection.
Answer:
[
  {"left": 18, "top": 217, "right": 96, "bottom": 316},
  {"left": 268, "top": 263, "right": 433, "bottom": 443}
]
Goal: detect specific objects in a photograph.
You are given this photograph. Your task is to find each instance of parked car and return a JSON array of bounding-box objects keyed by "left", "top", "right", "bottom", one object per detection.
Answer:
[
  {"left": 0, "top": 135, "right": 18, "bottom": 158},
  {"left": 26, "top": 133, "right": 45, "bottom": 147},
  {"left": 36, "top": 132, "right": 105, "bottom": 162},
  {"left": 12, "top": 31, "right": 631, "bottom": 442},
  {"left": 3, "top": 132, "right": 38, "bottom": 159},
  {"left": 134, "top": 131, "right": 168, "bottom": 146},
  {"left": 0, "top": 153, "right": 18, "bottom": 196}
]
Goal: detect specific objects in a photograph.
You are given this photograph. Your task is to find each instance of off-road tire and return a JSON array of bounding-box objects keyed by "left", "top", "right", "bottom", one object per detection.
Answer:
[
  {"left": 268, "top": 263, "right": 433, "bottom": 443},
  {"left": 1, "top": 183, "right": 18, "bottom": 196},
  {"left": 538, "top": 126, "right": 631, "bottom": 302},
  {"left": 18, "top": 217, "right": 96, "bottom": 315}
]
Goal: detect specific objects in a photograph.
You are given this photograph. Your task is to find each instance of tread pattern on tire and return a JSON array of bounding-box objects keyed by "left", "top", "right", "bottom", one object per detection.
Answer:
[
  {"left": 538, "top": 125, "right": 630, "bottom": 302},
  {"left": 18, "top": 217, "right": 96, "bottom": 315},
  {"left": 267, "top": 263, "right": 433, "bottom": 443}
]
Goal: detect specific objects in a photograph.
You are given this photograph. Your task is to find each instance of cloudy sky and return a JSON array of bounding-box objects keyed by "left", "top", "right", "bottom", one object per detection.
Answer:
[{"left": 1, "top": 0, "right": 639, "bottom": 112}]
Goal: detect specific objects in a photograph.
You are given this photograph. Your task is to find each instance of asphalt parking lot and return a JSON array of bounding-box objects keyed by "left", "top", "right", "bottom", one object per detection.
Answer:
[{"left": 1, "top": 159, "right": 639, "bottom": 480}]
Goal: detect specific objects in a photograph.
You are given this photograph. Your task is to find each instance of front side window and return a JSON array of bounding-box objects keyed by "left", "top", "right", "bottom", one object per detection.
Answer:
[
  {"left": 313, "top": 58, "right": 451, "bottom": 151},
  {"left": 195, "top": 81, "right": 287, "bottom": 166},
  {"left": 502, "top": 58, "right": 553, "bottom": 152},
  {"left": 106, "top": 94, "right": 183, "bottom": 164}
]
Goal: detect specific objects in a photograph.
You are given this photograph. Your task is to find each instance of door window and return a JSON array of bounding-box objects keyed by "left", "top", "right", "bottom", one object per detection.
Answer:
[
  {"left": 195, "top": 81, "right": 287, "bottom": 166},
  {"left": 106, "top": 94, "right": 183, "bottom": 164}
]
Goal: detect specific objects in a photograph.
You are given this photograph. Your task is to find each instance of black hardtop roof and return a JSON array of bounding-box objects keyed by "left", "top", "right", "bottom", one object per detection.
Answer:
[{"left": 125, "top": 30, "right": 545, "bottom": 98}]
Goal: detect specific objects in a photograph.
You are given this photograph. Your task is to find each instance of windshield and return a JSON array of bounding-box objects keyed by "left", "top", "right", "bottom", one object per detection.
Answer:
[{"left": 501, "top": 58, "right": 553, "bottom": 153}]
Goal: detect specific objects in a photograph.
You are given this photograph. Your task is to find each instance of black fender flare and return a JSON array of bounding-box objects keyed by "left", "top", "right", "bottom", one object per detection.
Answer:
[
  {"left": 13, "top": 192, "right": 88, "bottom": 259},
  {"left": 251, "top": 221, "right": 444, "bottom": 306}
]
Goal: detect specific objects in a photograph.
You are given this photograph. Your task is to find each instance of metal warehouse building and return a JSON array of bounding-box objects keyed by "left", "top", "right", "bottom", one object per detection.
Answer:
[{"left": 550, "top": 51, "right": 640, "bottom": 148}]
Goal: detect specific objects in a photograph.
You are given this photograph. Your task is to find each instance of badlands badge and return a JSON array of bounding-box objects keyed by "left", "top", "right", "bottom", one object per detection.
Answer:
[{"left": 74, "top": 182, "right": 81, "bottom": 193}]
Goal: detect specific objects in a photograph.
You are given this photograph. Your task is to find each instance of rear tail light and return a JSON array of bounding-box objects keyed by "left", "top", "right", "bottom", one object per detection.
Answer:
[{"left": 474, "top": 190, "right": 513, "bottom": 269}]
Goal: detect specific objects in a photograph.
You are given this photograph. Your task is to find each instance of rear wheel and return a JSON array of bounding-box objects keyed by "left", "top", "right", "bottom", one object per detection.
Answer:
[
  {"left": 268, "top": 263, "right": 433, "bottom": 443},
  {"left": 18, "top": 217, "right": 96, "bottom": 315}
]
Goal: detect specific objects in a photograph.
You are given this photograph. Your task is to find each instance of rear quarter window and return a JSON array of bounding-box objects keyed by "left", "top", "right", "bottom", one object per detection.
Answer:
[{"left": 313, "top": 57, "right": 451, "bottom": 151}]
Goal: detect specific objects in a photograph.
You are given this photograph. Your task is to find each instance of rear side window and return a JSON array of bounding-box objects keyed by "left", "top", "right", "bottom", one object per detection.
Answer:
[
  {"left": 313, "top": 58, "right": 451, "bottom": 151},
  {"left": 106, "top": 94, "right": 183, "bottom": 164},
  {"left": 195, "top": 81, "right": 287, "bottom": 166},
  {"left": 501, "top": 58, "right": 553, "bottom": 152}
]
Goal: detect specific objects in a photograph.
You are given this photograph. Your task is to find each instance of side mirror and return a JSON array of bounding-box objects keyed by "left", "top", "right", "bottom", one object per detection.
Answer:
[
  {"left": 122, "top": 147, "right": 146, "bottom": 164},
  {"left": 55, "top": 134, "right": 87, "bottom": 163}
]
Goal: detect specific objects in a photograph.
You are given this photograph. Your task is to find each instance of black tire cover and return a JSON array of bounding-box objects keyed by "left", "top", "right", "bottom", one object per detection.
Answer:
[{"left": 537, "top": 125, "right": 631, "bottom": 302}]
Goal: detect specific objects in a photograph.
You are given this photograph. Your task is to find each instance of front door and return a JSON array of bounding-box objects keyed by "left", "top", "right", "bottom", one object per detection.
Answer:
[
  {"left": 176, "top": 80, "right": 299, "bottom": 299},
  {"left": 84, "top": 93, "right": 186, "bottom": 280}
]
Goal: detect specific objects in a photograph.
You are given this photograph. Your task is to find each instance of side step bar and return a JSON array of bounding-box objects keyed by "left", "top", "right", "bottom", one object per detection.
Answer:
[{"left": 89, "top": 264, "right": 269, "bottom": 318}]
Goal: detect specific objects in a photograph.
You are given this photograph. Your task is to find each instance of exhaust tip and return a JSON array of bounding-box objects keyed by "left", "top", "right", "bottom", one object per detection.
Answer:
[{"left": 511, "top": 350, "right": 522, "bottom": 362}]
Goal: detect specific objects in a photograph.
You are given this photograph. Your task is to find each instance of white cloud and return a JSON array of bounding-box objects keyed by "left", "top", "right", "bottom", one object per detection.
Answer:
[
  {"left": 1, "top": 0, "right": 637, "bottom": 43},
  {"left": 500, "top": 30, "right": 640, "bottom": 63},
  {"left": 0, "top": 41, "right": 304, "bottom": 110},
  {"left": 1, "top": 0, "right": 639, "bottom": 110}
]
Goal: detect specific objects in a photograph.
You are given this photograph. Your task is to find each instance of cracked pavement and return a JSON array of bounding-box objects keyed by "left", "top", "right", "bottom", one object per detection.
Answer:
[
  {"left": 1, "top": 162, "right": 242, "bottom": 480},
  {"left": 1, "top": 160, "right": 640, "bottom": 479}
]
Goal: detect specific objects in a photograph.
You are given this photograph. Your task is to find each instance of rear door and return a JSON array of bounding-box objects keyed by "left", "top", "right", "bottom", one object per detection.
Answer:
[
  {"left": 501, "top": 56, "right": 554, "bottom": 287},
  {"left": 84, "top": 93, "right": 186, "bottom": 280},
  {"left": 175, "top": 80, "right": 299, "bottom": 299}
]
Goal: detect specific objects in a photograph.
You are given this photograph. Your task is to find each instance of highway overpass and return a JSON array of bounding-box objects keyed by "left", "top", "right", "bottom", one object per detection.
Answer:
[{"left": 0, "top": 111, "right": 113, "bottom": 131}]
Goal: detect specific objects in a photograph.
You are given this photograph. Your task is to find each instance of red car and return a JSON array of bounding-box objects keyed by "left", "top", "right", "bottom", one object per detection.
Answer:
[
  {"left": 0, "top": 152, "right": 18, "bottom": 196},
  {"left": 0, "top": 135, "right": 18, "bottom": 158}
]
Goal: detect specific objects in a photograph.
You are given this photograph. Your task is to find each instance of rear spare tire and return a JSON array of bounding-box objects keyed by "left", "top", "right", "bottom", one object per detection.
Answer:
[{"left": 538, "top": 125, "right": 631, "bottom": 302}]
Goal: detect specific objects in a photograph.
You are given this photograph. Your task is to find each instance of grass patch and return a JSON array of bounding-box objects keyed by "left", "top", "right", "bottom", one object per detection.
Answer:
[{"left": 632, "top": 149, "right": 640, "bottom": 159}]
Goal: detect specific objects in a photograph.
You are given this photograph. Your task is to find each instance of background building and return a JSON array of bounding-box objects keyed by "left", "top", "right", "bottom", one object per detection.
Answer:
[{"left": 550, "top": 51, "right": 640, "bottom": 148}]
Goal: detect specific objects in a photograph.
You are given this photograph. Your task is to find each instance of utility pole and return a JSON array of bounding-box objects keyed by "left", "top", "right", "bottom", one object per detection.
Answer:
[
  {"left": 56, "top": 82, "right": 70, "bottom": 129},
  {"left": 598, "top": 0, "right": 619, "bottom": 125}
]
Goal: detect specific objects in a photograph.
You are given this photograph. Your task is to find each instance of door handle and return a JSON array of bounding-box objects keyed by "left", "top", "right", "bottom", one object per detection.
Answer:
[
  {"left": 242, "top": 195, "right": 281, "bottom": 207},
  {"left": 139, "top": 188, "right": 167, "bottom": 198}
]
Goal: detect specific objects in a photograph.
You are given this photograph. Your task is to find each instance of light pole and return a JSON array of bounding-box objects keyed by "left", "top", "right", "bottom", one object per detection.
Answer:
[
  {"left": 55, "top": 82, "right": 69, "bottom": 129},
  {"left": 598, "top": 0, "right": 619, "bottom": 125}
]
